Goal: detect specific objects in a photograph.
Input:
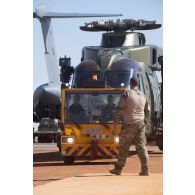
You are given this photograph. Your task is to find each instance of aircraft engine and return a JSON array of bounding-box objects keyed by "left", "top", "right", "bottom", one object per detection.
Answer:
[{"left": 33, "top": 84, "right": 61, "bottom": 122}]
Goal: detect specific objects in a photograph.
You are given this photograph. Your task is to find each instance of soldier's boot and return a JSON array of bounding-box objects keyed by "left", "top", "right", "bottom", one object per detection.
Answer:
[
  {"left": 109, "top": 163, "right": 122, "bottom": 175},
  {"left": 139, "top": 166, "right": 149, "bottom": 176},
  {"left": 139, "top": 171, "right": 149, "bottom": 176},
  {"left": 109, "top": 168, "right": 122, "bottom": 175}
]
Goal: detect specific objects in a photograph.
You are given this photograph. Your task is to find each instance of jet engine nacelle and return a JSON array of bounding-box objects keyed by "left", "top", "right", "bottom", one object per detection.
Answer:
[{"left": 33, "top": 84, "right": 61, "bottom": 122}]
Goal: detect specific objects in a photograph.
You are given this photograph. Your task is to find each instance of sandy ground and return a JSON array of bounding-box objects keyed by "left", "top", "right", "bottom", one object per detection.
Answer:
[{"left": 33, "top": 144, "right": 163, "bottom": 186}]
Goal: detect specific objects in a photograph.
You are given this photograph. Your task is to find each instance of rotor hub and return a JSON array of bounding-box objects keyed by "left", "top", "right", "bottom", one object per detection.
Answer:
[{"left": 80, "top": 19, "right": 161, "bottom": 32}]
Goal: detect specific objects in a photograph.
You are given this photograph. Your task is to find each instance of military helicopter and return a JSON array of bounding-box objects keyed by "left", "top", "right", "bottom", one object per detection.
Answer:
[
  {"left": 33, "top": 6, "right": 163, "bottom": 149},
  {"left": 59, "top": 19, "right": 163, "bottom": 150}
]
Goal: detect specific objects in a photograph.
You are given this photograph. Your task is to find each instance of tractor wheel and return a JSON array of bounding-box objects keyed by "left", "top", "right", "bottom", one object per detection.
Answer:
[
  {"left": 37, "top": 136, "right": 43, "bottom": 143},
  {"left": 64, "top": 156, "right": 75, "bottom": 165}
]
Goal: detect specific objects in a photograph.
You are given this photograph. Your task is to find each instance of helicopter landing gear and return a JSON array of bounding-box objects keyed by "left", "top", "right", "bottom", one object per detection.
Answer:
[{"left": 156, "top": 132, "right": 163, "bottom": 151}]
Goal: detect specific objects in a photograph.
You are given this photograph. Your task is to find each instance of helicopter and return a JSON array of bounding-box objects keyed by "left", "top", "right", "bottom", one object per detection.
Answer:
[
  {"left": 59, "top": 19, "right": 163, "bottom": 151},
  {"left": 33, "top": 6, "right": 163, "bottom": 149}
]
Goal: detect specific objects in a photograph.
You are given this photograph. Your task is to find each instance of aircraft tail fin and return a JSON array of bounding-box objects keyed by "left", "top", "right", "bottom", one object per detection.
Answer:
[
  {"left": 34, "top": 5, "right": 122, "bottom": 84},
  {"left": 35, "top": 6, "right": 60, "bottom": 84}
]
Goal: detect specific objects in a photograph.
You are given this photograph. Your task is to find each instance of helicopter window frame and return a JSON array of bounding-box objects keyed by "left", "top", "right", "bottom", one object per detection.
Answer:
[
  {"left": 147, "top": 73, "right": 161, "bottom": 113},
  {"left": 137, "top": 73, "right": 145, "bottom": 94},
  {"left": 146, "top": 72, "right": 161, "bottom": 120},
  {"left": 146, "top": 73, "right": 154, "bottom": 118}
]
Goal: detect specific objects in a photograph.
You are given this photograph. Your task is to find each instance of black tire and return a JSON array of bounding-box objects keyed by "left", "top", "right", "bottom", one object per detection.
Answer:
[
  {"left": 38, "top": 136, "right": 49, "bottom": 143},
  {"left": 58, "top": 145, "right": 61, "bottom": 152},
  {"left": 47, "top": 136, "right": 53, "bottom": 143},
  {"left": 37, "top": 136, "right": 43, "bottom": 143},
  {"left": 64, "top": 156, "right": 75, "bottom": 165},
  {"left": 157, "top": 134, "right": 163, "bottom": 151}
]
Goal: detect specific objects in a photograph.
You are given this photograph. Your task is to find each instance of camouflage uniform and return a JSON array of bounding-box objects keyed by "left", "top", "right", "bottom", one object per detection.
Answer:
[{"left": 111, "top": 88, "right": 150, "bottom": 175}]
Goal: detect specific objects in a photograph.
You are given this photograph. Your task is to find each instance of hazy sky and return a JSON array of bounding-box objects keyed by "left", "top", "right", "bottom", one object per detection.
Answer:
[{"left": 33, "top": 0, "right": 162, "bottom": 91}]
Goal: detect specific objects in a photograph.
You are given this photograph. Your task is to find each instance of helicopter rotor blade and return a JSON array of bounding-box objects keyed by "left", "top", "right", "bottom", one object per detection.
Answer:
[{"left": 33, "top": 12, "right": 122, "bottom": 19}]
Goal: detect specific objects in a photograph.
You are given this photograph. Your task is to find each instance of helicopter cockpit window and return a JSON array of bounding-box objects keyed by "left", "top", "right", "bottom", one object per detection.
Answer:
[
  {"left": 65, "top": 91, "right": 122, "bottom": 124},
  {"left": 105, "top": 71, "right": 132, "bottom": 88},
  {"left": 73, "top": 72, "right": 104, "bottom": 87}
]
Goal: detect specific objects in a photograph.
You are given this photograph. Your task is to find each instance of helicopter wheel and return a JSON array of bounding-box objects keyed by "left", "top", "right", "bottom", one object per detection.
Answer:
[{"left": 157, "top": 134, "right": 163, "bottom": 151}]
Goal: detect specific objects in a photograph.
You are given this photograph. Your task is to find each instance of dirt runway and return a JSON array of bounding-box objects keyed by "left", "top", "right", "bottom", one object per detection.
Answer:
[{"left": 33, "top": 143, "right": 163, "bottom": 186}]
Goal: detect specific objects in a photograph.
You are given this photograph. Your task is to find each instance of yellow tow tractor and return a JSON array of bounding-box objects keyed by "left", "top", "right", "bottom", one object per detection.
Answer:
[{"left": 60, "top": 88, "right": 125, "bottom": 164}]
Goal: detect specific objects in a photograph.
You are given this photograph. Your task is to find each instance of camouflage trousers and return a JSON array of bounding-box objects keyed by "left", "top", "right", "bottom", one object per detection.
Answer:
[{"left": 115, "top": 120, "right": 149, "bottom": 172}]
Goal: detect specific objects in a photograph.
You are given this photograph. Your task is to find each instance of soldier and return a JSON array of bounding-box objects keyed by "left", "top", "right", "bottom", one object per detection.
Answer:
[
  {"left": 100, "top": 95, "right": 116, "bottom": 123},
  {"left": 68, "top": 95, "right": 85, "bottom": 115},
  {"left": 68, "top": 95, "right": 86, "bottom": 122},
  {"left": 109, "top": 76, "right": 150, "bottom": 176}
]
